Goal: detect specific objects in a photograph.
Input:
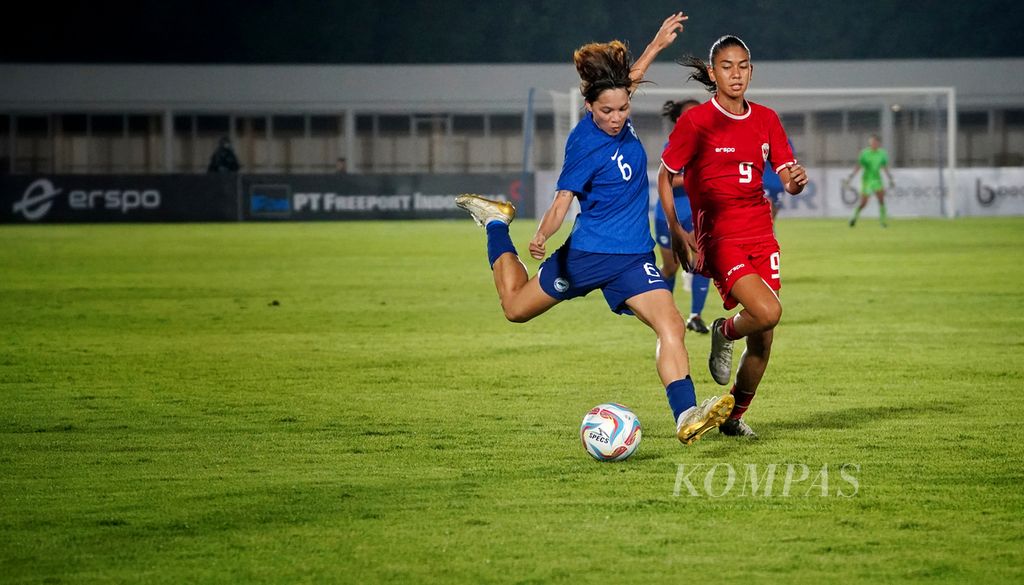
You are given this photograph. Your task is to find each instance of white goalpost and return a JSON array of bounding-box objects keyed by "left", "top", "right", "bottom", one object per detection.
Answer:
[{"left": 548, "top": 86, "right": 958, "bottom": 218}]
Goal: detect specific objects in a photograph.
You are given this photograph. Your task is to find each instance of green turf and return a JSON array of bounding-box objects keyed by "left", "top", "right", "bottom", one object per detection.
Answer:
[{"left": 1, "top": 217, "right": 1022, "bottom": 584}]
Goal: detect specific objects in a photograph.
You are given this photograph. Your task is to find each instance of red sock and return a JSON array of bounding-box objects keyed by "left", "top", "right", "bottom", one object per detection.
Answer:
[
  {"left": 729, "top": 385, "right": 756, "bottom": 420},
  {"left": 722, "top": 315, "right": 741, "bottom": 341}
]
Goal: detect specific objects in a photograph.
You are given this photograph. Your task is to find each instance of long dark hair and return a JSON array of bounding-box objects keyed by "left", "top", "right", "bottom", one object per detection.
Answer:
[
  {"left": 574, "top": 40, "right": 634, "bottom": 104},
  {"left": 661, "top": 99, "right": 701, "bottom": 124},
  {"left": 678, "top": 35, "right": 751, "bottom": 93}
]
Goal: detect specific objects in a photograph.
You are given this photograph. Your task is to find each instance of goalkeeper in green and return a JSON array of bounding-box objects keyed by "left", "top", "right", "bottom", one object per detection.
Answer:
[{"left": 846, "top": 134, "right": 895, "bottom": 227}]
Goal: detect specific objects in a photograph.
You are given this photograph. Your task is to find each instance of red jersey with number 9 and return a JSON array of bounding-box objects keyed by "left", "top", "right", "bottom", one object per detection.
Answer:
[{"left": 661, "top": 96, "right": 796, "bottom": 249}]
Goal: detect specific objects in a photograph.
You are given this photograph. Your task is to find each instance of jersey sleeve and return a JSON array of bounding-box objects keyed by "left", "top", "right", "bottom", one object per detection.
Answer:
[
  {"left": 766, "top": 111, "right": 796, "bottom": 173},
  {"left": 660, "top": 115, "right": 697, "bottom": 174},
  {"left": 881, "top": 149, "right": 889, "bottom": 167},
  {"left": 556, "top": 132, "right": 596, "bottom": 193}
]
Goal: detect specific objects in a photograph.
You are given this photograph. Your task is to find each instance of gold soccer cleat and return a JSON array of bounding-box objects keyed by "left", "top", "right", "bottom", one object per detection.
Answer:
[
  {"left": 676, "top": 394, "right": 735, "bottom": 445},
  {"left": 455, "top": 194, "right": 516, "bottom": 227}
]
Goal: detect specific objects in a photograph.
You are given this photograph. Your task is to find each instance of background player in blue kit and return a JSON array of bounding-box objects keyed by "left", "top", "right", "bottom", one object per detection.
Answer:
[
  {"left": 655, "top": 99, "right": 711, "bottom": 334},
  {"left": 456, "top": 12, "right": 734, "bottom": 446}
]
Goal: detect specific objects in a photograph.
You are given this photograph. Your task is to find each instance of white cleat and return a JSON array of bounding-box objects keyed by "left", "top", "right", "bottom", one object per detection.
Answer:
[
  {"left": 709, "top": 317, "right": 735, "bottom": 385},
  {"left": 455, "top": 194, "right": 516, "bottom": 227},
  {"left": 676, "top": 394, "right": 735, "bottom": 445}
]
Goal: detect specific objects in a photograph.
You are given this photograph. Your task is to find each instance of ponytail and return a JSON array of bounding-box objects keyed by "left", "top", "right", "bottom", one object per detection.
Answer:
[{"left": 678, "top": 55, "right": 716, "bottom": 93}]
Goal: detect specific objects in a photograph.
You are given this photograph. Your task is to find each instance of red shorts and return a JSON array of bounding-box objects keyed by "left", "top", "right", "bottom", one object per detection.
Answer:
[{"left": 698, "top": 238, "right": 781, "bottom": 310}]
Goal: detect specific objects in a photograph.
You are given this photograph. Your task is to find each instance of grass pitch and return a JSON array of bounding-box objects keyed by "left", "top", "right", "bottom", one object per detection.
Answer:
[{"left": 1, "top": 217, "right": 1023, "bottom": 584}]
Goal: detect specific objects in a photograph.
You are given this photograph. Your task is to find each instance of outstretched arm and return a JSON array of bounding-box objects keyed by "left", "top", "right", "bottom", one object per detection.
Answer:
[
  {"left": 529, "top": 190, "right": 575, "bottom": 260},
  {"left": 630, "top": 12, "right": 688, "bottom": 90}
]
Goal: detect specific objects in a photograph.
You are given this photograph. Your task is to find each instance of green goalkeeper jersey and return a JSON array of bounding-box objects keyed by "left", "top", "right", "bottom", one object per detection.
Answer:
[{"left": 858, "top": 147, "right": 888, "bottom": 186}]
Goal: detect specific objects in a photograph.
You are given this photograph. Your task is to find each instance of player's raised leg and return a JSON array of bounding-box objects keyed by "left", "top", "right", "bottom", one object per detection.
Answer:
[
  {"left": 456, "top": 193, "right": 515, "bottom": 228},
  {"left": 710, "top": 274, "right": 781, "bottom": 385},
  {"left": 456, "top": 194, "right": 559, "bottom": 323},
  {"left": 709, "top": 315, "right": 735, "bottom": 385}
]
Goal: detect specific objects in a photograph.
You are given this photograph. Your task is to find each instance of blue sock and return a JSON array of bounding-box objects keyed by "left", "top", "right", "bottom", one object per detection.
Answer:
[
  {"left": 666, "top": 377, "right": 697, "bottom": 421},
  {"left": 690, "top": 273, "right": 710, "bottom": 315},
  {"left": 665, "top": 275, "right": 676, "bottom": 293},
  {"left": 485, "top": 221, "right": 517, "bottom": 268}
]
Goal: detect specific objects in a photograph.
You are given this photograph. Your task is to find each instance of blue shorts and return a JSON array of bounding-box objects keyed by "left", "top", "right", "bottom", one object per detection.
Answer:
[
  {"left": 538, "top": 245, "right": 669, "bottom": 315},
  {"left": 653, "top": 196, "right": 693, "bottom": 249}
]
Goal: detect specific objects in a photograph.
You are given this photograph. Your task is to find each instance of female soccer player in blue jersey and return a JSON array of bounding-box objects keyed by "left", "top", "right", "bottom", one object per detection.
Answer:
[
  {"left": 456, "top": 12, "right": 734, "bottom": 446},
  {"left": 656, "top": 99, "right": 711, "bottom": 335}
]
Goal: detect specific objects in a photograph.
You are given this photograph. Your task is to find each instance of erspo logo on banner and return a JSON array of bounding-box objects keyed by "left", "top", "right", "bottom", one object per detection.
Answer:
[
  {"left": 12, "top": 179, "right": 63, "bottom": 221},
  {"left": 11, "top": 178, "right": 161, "bottom": 221}
]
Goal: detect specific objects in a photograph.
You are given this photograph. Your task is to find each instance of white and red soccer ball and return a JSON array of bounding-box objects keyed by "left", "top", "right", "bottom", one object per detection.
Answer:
[{"left": 580, "top": 403, "right": 642, "bottom": 462}]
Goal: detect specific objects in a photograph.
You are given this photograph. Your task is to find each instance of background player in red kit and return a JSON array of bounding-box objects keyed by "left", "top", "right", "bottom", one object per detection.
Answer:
[{"left": 657, "top": 35, "right": 809, "bottom": 438}]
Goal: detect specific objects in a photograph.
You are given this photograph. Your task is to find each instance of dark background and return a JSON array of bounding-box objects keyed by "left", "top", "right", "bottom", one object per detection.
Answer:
[{"left": 4, "top": 0, "right": 1022, "bottom": 64}]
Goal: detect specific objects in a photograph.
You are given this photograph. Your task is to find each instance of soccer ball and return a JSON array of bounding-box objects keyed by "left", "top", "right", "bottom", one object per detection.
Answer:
[{"left": 580, "top": 403, "right": 642, "bottom": 462}]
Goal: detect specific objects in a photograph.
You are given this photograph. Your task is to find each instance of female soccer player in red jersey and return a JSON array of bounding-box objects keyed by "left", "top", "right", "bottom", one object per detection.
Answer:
[
  {"left": 457, "top": 13, "right": 736, "bottom": 446},
  {"left": 657, "top": 35, "right": 809, "bottom": 438}
]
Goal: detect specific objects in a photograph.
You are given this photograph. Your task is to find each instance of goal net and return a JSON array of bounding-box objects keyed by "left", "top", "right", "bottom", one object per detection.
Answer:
[{"left": 548, "top": 86, "right": 957, "bottom": 218}]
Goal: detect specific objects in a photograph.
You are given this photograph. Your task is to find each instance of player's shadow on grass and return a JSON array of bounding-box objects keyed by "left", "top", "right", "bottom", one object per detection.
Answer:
[
  {"left": 767, "top": 400, "right": 965, "bottom": 433},
  {"left": 691, "top": 400, "right": 967, "bottom": 457}
]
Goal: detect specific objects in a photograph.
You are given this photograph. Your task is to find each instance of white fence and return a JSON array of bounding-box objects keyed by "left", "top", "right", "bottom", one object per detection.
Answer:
[{"left": 534, "top": 167, "right": 1024, "bottom": 220}]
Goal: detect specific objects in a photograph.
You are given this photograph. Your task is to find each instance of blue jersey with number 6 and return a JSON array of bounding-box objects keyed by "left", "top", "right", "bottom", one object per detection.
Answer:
[{"left": 556, "top": 113, "right": 654, "bottom": 254}]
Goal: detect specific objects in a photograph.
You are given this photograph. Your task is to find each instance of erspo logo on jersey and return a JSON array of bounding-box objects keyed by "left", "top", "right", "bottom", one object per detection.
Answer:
[
  {"left": 726, "top": 263, "right": 746, "bottom": 278},
  {"left": 715, "top": 147, "right": 736, "bottom": 153},
  {"left": 11, "top": 178, "right": 161, "bottom": 221}
]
